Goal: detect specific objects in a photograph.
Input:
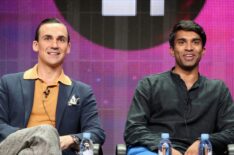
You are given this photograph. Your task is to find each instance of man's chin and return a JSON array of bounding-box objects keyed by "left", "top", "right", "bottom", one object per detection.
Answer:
[
  {"left": 181, "top": 65, "right": 198, "bottom": 71},
  {"left": 47, "top": 62, "right": 63, "bottom": 68}
]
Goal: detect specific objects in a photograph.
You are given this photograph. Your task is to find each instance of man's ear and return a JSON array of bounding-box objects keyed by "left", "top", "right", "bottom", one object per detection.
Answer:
[
  {"left": 32, "top": 41, "right": 39, "bottom": 53},
  {"left": 66, "top": 42, "right": 71, "bottom": 54},
  {"left": 202, "top": 47, "right": 206, "bottom": 56},
  {"left": 170, "top": 47, "right": 175, "bottom": 57}
]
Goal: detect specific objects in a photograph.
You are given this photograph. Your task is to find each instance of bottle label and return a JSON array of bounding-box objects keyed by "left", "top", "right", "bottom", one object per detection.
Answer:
[
  {"left": 80, "top": 139, "right": 94, "bottom": 155},
  {"left": 200, "top": 144, "right": 212, "bottom": 155},
  {"left": 158, "top": 143, "right": 170, "bottom": 155},
  {"left": 82, "top": 150, "right": 93, "bottom": 155}
]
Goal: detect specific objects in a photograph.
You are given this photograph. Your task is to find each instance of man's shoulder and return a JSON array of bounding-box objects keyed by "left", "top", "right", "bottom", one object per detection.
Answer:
[
  {"left": 201, "top": 75, "right": 227, "bottom": 88},
  {"left": 70, "top": 79, "right": 92, "bottom": 90},
  {"left": 71, "top": 79, "right": 90, "bottom": 87},
  {"left": 142, "top": 71, "right": 171, "bottom": 82},
  {"left": 136, "top": 71, "right": 171, "bottom": 89},
  {"left": 202, "top": 75, "right": 224, "bottom": 84},
  {"left": 1, "top": 72, "right": 24, "bottom": 81},
  {"left": 68, "top": 79, "right": 95, "bottom": 97}
]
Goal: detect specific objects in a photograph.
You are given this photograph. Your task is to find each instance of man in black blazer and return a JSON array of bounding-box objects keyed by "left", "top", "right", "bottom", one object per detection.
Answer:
[{"left": 0, "top": 18, "right": 105, "bottom": 155}]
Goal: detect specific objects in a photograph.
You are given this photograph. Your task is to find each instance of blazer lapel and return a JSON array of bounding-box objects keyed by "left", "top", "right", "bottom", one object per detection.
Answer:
[
  {"left": 56, "top": 83, "right": 74, "bottom": 129},
  {"left": 20, "top": 79, "right": 35, "bottom": 127}
]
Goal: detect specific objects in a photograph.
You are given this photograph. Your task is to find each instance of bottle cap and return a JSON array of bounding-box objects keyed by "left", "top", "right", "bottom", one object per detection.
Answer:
[
  {"left": 201, "top": 133, "right": 209, "bottom": 140},
  {"left": 161, "top": 133, "right": 169, "bottom": 139},
  {"left": 83, "top": 132, "right": 91, "bottom": 139}
]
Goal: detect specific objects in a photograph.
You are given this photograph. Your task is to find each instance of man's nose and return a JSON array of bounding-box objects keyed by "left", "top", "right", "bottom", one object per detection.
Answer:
[
  {"left": 51, "top": 40, "right": 59, "bottom": 48},
  {"left": 185, "top": 43, "right": 193, "bottom": 51}
]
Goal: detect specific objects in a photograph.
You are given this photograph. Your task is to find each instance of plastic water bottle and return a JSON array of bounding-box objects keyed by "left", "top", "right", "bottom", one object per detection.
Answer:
[
  {"left": 199, "top": 133, "right": 212, "bottom": 155},
  {"left": 158, "top": 133, "right": 172, "bottom": 155},
  {"left": 79, "top": 132, "right": 94, "bottom": 155}
]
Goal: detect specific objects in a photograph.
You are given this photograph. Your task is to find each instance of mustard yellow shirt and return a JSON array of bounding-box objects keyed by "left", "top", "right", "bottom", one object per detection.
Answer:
[{"left": 23, "top": 65, "right": 71, "bottom": 127}]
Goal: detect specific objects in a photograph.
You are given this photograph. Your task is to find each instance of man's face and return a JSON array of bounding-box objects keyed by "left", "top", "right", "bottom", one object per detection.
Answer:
[
  {"left": 33, "top": 23, "right": 71, "bottom": 68},
  {"left": 170, "top": 30, "right": 205, "bottom": 71}
]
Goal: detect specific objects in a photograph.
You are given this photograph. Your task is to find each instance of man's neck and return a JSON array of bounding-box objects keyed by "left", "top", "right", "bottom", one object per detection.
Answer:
[
  {"left": 173, "top": 67, "right": 199, "bottom": 90},
  {"left": 37, "top": 64, "right": 62, "bottom": 85}
]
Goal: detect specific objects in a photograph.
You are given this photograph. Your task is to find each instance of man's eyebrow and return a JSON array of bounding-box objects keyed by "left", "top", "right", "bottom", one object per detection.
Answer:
[
  {"left": 41, "top": 34, "right": 54, "bottom": 40},
  {"left": 57, "top": 35, "right": 67, "bottom": 39},
  {"left": 41, "top": 35, "right": 67, "bottom": 39},
  {"left": 176, "top": 37, "right": 201, "bottom": 41},
  {"left": 176, "top": 38, "right": 186, "bottom": 41},
  {"left": 192, "top": 38, "right": 202, "bottom": 41},
  {"left": 42, "top": 34, "right": 52, "bottom": 37}
]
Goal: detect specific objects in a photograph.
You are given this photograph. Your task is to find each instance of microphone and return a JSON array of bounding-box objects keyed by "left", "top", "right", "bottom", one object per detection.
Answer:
[{"left": 43, "top": 87, "right": 50, "bottom": 98}]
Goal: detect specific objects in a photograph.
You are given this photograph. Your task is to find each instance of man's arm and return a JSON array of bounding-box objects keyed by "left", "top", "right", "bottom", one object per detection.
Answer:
[
  {"left": 0, "top": 75, "right": 20, "bottom": 141},
  {"left": 59, "top": 135, "right": 75, "bottom": 150},
  {"left": 209, "top": 81, "right": 234, "bottom": 153},
  {"left": 76, "top": 84, "right": 105, "bottom": 144},
  {"left": 59, "top": 83, "right": 105, "bottom": 150},
  {"left": 124, "top": 78, "right": 161, "bottom": 152}
]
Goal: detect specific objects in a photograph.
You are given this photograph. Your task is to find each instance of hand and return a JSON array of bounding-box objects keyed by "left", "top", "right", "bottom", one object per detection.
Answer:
[
  {"left": 59, "top": 135, "right": 75, "bottom": 150},
  {"left": 172, "top": 148, "right": 183, "bottom": 155},
  {"left": 184, "top": 140, "right": 200, "bottom": 155}
]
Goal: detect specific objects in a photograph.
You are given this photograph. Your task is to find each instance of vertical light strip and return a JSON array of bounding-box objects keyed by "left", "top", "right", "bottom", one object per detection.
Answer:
[
  {"left": 150, "top": 0, "right": 165, "bottom": 16},
  {"left": 102, "top": 0, "right": 136, "bottom": 16}
]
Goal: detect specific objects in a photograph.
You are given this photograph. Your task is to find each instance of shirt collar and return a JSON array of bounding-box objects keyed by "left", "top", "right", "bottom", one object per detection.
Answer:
[
  {"left": 170, "top": 67, "right": 202, "bottom": 89},
  {"left": 23, "top": 64, "right": 72, "bottom": 85}
]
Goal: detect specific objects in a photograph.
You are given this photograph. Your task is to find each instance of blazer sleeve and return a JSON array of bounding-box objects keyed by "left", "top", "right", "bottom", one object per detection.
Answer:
[
  {"left": 0, "top": 75, "right": 20, "bottom": 142},
  {"left": 73, "top": 82, "right": 105, "bottom": 145}
]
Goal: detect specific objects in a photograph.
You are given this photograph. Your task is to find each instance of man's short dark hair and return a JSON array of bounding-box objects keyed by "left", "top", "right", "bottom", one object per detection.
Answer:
[
  {"left": 169, "top": 20, "right": 206, "bottom": 48},
  {"left": 34, "top": 18, "right": 70, "bottom": 42}
]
